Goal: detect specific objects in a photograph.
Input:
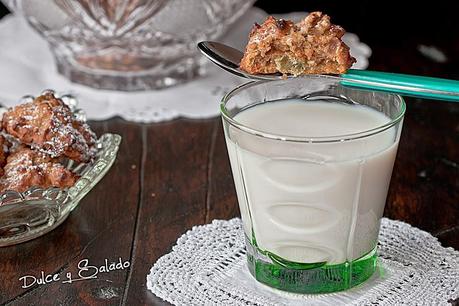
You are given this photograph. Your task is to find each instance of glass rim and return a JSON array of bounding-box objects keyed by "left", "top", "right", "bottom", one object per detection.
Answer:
[{"left": 220, "top": 76, "right": 406, "bottom": 144}]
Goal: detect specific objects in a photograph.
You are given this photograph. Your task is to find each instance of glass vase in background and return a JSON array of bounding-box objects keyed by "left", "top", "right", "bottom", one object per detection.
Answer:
[{"left": 2, "top": 0, "right": 254, "bottom": 91}]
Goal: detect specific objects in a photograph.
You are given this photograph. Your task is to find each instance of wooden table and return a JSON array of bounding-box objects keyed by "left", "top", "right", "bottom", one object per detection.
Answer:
[{"left": 1, "top": 2, "right": 458, "bottom": 305}]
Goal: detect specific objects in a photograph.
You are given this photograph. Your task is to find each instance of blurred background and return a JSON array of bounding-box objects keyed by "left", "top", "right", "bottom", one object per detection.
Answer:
[{"left": 1, "top": 1, "right": 458, "bottom": 80}]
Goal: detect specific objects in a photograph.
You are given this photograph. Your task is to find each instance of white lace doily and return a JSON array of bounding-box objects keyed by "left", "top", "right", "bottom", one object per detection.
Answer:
[
  {"left": 147, "top": 218, "right": 459, "bottom": 306},
  {"left": 0, "top": 8, "right": 371, "bottom": 123}
]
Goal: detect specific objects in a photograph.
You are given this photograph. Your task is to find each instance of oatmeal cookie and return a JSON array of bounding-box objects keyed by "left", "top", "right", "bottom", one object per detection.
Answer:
[
  {"left": 0, "top": 147, "right": 79, "bottom": 193},
  {"left": 2, "top": 93, "right": 97, "bottom": 163},
  {"left": 240, "top": 12, "right": 355, "bottom": 75}
]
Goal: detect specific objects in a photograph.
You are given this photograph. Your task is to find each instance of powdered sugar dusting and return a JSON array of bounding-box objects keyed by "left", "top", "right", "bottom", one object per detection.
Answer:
[
  {"left": 0, "top": 92, "right": 97, "bottom": 194},
  {"left": 2, "top": 93, "right": 97, "bottom": 163},
  {"left": 0, "top": 147, "right": 78, "bottom": 193}
]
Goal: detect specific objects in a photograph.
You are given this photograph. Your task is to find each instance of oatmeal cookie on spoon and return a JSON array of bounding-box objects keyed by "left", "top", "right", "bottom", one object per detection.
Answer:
[{"left": 239, "top": 12, "right": 355, "bottom": 76}]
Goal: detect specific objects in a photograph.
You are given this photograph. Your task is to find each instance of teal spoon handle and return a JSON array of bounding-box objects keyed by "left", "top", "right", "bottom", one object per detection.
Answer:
[{"left": 341, "top": 69, "right": 459, "bottom": 102}]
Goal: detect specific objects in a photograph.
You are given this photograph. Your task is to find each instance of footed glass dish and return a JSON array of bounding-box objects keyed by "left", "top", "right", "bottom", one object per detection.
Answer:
[
  {"left": 1, "top": 0, "right": 255, "bottom": 91},
  {"left": 0, "top": 93, "right": 121, "bottom": 246}
]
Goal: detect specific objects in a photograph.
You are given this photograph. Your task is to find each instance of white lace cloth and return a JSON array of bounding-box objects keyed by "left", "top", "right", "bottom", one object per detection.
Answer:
[
  {"left": 0, "top": 8, "right": 371, "bottom": 123},
  {"left": 147, "top": 218, "right": 459, "bottom": 306}
]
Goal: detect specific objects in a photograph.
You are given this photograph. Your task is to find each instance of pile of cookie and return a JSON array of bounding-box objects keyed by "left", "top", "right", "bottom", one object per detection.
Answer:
[{"left": 0, "top": 92, "right": 97, "bottom": 193}]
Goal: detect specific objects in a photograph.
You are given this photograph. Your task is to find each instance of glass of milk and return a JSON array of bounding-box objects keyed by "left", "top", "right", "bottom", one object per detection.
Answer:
[{"left": 221, "top": 76, "right": 405, "bottom": 293}]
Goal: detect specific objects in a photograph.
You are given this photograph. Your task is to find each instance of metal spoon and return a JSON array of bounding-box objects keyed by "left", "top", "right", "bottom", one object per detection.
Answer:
[
  {"left": 197, "top": 41, "right": 459, "bottom": 102},
  {"left": 197, "top": 41, "right": 286, "bottom": 81}
]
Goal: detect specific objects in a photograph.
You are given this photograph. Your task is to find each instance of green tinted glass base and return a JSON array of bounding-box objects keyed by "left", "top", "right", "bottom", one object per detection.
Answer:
[{"left": 246, "top": 239, "right": 377, "bottom": 294}]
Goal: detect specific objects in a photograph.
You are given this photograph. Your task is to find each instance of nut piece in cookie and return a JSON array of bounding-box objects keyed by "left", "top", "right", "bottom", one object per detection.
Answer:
[
  {"left": 0, "top": 147, "right": 79, "bottom": 193},
  {"left": 239, "top": 12, "right": 356, "bottom": 75},
  {"left": 2, "top": 93, "right": 97, "bottom": 163}
]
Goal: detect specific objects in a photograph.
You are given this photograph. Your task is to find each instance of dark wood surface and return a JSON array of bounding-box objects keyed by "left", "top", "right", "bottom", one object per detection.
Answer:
[{"left": 1, "top": 2, "right": 458, "bottom": 305}]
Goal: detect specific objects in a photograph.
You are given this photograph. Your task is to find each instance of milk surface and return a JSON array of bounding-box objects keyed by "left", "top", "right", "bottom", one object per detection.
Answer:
[{"left": 225, "top": 100, "right": 399, "bottom": 264}]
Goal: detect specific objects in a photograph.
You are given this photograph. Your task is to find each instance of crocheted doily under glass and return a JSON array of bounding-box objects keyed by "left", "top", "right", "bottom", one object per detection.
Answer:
[{"left": 147, "top": 218, "right": 459, "bottom": 306}]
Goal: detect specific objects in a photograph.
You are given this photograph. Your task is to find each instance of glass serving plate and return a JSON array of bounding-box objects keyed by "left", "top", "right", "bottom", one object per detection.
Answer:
[{"left": 0, "top": 95, "right": 121, "bottom": 247}]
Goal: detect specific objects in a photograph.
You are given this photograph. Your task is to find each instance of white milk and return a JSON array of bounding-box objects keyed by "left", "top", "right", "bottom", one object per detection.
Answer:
[{"left": 225, "top": 100, "right": 399, "bottom": 264}]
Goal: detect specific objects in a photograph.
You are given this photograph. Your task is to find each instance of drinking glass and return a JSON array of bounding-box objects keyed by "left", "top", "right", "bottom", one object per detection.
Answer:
[{"left": 221, "top": 76, "right": 405, "bottom": 293}]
